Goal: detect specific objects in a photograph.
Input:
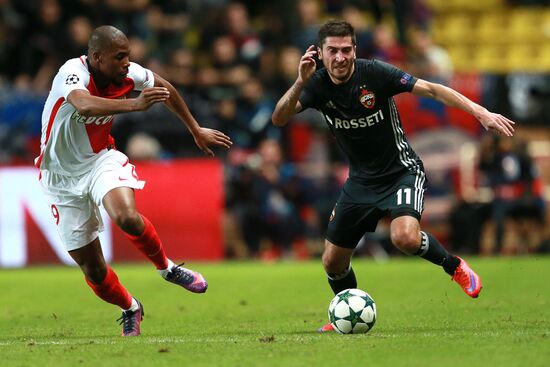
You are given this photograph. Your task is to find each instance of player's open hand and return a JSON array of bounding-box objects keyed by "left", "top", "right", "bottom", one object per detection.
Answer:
[
  {"left": 194, "top": 127, "right": 233, "bottom": 156},
  {"left": 135, "top": 87, "right": 170, "bottom": 111},
  {"left": 478, "top": 109, "right": 515, "bottom": 137},
  {"left": 298, "top": 45, "right": 317, "bottom": 84}
]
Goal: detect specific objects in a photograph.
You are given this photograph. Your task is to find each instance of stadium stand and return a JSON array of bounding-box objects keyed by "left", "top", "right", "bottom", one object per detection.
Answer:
[{"left": 0, "top": 0, "right": 548, "bottom": 262}]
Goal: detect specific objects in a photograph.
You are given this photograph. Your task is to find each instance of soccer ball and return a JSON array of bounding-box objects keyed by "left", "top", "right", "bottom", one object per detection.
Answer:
[{"left": 328, "top": 288, "right": 376, "bottom": 334}]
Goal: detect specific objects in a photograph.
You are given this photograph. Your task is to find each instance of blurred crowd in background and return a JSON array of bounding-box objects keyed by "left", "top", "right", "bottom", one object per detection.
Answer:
[{"left": 1, "top": 0, "right": 549, "bottom": 260}]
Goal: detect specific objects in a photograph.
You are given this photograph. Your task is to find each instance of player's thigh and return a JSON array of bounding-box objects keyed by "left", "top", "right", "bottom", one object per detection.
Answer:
[
  {"left": 326, "top": 199, "right": 385, "bottom": 249},
  {"left": 384, "top": 171, "right": 427, "bottom": 221},
  {"left": 89, "top": 150, "right": 145, "bottom": 207},
  {"left": 43, "top": 192, "right": 102, "bottom": 252}
]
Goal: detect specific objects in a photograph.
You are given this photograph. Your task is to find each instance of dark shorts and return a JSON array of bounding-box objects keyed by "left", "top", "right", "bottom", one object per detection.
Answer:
[{"left": 326, "top": 171, "right": 427, "bottom": 249}]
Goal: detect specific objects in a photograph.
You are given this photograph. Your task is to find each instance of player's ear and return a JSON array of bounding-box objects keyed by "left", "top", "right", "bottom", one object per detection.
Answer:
[
  {"left": 90, "top": 51, "right": 100, "bottom": 64},
  {"left": 317, "top": 46, "right": 322, "bottom": 60}
]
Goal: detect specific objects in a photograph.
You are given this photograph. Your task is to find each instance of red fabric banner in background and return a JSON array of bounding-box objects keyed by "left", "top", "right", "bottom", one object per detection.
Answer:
[
  {"left": 0, "top": 159, "right": 224, "bottom": 267},
  {"left": 112, "top": 159, "right": 225, "bottom": 262}
]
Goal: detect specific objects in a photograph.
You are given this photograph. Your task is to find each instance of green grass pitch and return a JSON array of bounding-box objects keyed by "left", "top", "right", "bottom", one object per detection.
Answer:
[{"left": 1, "top": 256, "right": 549, "bottom": 367}]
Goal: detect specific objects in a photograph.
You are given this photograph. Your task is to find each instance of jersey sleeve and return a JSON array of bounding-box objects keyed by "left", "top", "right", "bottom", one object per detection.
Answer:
[
  {"left": 298, "top": 72, "right": 322, "bottom": 111},
  {"left": 372, "top": 60, "right": 417, "bottom": 96},
  {"left": 128, "top": 62, "right": 155, "bottom": 91},
  {"left": 54, "top": 63, "right": 90, "bottom": 100}
]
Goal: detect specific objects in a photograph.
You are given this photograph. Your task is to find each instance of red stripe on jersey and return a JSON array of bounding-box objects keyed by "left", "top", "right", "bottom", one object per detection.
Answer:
[
  {"left": 85, "top": 121, "right": 115, "bottom": 153},
  {"left": 88, "top": 75, "right": 135, "bottom": 99},
  {"left": 84, "top": 75, "right": 135, "bottom": 153},
  {"left": 35, "top": 97, "right": 65, "bottom": 168}
]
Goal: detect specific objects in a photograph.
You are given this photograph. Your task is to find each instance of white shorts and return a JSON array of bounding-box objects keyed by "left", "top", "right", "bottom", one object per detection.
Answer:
[{"left": 40, "top": 150, "right": 145, "bottom": 251}]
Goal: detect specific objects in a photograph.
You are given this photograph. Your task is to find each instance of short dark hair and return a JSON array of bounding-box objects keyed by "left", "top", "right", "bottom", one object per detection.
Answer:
[
  {"left": 318, "top": 20, "right": 356, "bottom": 47},
  {"left": 88, "top": 25, "right": 126, "bottom": 54}
]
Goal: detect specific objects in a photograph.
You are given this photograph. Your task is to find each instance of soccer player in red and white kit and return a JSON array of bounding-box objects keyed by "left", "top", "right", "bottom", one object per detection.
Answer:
[{"left": 36, "top": 25, "right": 232, "bottom": 336}]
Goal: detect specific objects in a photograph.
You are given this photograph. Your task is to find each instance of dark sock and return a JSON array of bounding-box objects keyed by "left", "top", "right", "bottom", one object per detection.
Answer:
[
  {"left": 327, "top": 266, "right": 357, "bottom": 294},
  {"left": 416, "top": 231, "right": 460, "bottom": 275}
]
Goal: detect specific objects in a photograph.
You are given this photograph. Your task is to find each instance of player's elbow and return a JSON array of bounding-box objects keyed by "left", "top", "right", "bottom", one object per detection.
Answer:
[
  {"left": 74, "top": 103, "right": 94, "bottom": 117},
  {"left": 271, "top": 115, "right": 285, "bottom": 126},
  {"left": 414, "top": 80, "right": 439, "bottom": 100},
  {"left": 427, "top": 84, "right": 440, "bottom": 100},
  {"left": 68, "top": 96, "right": 95, "bottom": 116},
  {"left": 271, "top": 111, "right": 288, "bottom": 127}
]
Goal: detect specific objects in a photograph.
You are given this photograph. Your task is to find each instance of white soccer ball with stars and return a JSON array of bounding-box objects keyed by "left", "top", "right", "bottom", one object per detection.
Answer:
[{"left": 328, "top": 288, "right": 376, "bottom": 334}]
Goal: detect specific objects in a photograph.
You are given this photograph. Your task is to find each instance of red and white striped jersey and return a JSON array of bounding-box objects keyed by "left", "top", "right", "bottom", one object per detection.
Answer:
[{"left": 35, "top": 56, "right": 155, "bottom": 175}]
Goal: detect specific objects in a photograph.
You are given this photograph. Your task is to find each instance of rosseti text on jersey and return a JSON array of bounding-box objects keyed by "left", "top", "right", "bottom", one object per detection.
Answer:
[{"left": 327, "top": 110, "right": 384, "bottom": 129}]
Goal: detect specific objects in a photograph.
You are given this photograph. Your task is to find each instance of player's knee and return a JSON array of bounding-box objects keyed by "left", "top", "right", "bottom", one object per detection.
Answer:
[
  {"left": 322, "top": 252, "right": 347, "bottom": 274},
  {"left": 83, "top": 264, "right": 107, "bottom": 284},
  {"left": 390, "top": 228, "right": 419, "bottom": 254},
  {"left": 114, "top": 211, "right": 142, "bottom": 235}
]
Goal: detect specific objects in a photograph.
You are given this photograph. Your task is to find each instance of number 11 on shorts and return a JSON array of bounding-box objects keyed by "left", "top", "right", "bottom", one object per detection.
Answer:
[{"left": 396, "top": 188, "right": 411, "bottom": 205}]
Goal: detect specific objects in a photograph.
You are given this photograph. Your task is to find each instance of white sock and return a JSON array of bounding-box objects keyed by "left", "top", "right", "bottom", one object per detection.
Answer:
[
  {"left": 123, "top": 297, "right": 139, "bottom": 312},
  {"left": 158, "top": 259, "right": 175, "bottom": 279},
  {"left": 326, "top": 265, "right": 352, "bottom": 281}
]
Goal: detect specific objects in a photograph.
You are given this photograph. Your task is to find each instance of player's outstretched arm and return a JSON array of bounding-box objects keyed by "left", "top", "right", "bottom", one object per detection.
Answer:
[
  {"left": 411, "top": 79, "right": 515, "bottom": 136},
  {"left": 154, "top": 73, "right": 232, "bottom": 157},
  {"left": 272, "top": 45, "right": 318, "bottom": 127},
  {"left": 68, "top": 88, "right": 170, "bottom": 117}
]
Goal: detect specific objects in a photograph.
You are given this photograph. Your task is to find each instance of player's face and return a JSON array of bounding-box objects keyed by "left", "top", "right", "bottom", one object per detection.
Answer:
[
  {"left": 318, "top": 36, "right": 356, "bottom": 84},
  {"left": 97, "top": 37, "right": 131, "bottom": 85}
]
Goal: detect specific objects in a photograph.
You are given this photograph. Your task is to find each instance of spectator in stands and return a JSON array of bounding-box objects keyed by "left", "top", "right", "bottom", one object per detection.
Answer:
[
  {"left": 164, "top": 48, "right": 196, "bottom": 89},
  {"left": 17, "top": 0, "right": 65, "bottom": 92},
  {"left": 408, "top": 28, "right": 453, "bottom": 83},
  {"left": 226, "top": 138, "right": 308, "bottom": 259},
  {"left": 358, "top": 0, "right": 431, "bottom": 46},
  {"left": 225, "top": 2, "right": 262, "bottom": 68},
  {"left": 0, "top": 0, "right": 28, "bottom": 86},
  {"left": 269, "top": 46, "right": 303, "bottom": 98},
  {"left": 196, "top": 35, "right": 251, "bottom": 101},
  {"left": 125, "top": 132, "right": 165, "bottom": 161},
  {"left": 61, "top": 16, "right": 93, "bottom": 61},
  {"left": 290, "top": 0, "right": 322, "bottom": 51},
  {"left": 372, "top": 23, "right": 406, "bottom": 67},
  {"left": 145, "top": 0, "right": 189, "bottom": 61},
  {"left": 102, "top": 0, "right": 150, "bottom": 39},
  {"left": 479, "top": 136, "right": 546, "bottom": 254},
  {"left": 341, "top": 5, "right": 375, "bottom": 60},
  {"left": 255, "top": 2, "right": 288, "bottom": 49},
  {"left": 235, "top": 77, "right": 278, "bottom": 148}
]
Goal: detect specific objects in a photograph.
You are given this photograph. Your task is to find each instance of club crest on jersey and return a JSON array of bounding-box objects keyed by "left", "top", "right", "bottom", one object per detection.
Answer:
[{"left": 359, "top": 89, "right": 375, "bottom": 109}]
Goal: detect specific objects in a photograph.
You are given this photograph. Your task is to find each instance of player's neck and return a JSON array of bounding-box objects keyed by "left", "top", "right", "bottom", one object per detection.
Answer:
[{"left": 86, "top": 58, "right": 110, "bottom": 89}]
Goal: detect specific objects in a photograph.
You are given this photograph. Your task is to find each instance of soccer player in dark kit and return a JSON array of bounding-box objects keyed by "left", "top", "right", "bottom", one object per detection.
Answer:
[{"left": 271, "top": 20, "right": 515, "bottom": 332}]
